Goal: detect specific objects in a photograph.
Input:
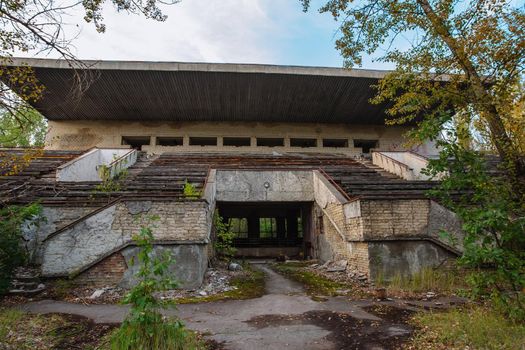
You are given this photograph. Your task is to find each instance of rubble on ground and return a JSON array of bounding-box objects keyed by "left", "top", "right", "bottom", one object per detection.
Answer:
[{"left": 158, "top": 267, "right": 244, "bottom": 300}]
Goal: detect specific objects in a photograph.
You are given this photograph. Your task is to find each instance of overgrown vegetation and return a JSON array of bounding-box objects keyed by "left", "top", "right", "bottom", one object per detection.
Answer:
[
  {"left": 0, "top": 107, "right": 46, "bottom": 147},
  {"left": 213, "top": 212, "right": 237, "bottom": 262},
  {"left": 272, "top": 262, "right": 351, "bottom": 297},
  {"left": 94, "top": 167, "right": 128, "bottom": 193},
  {"left": 0, "top": 203, "right": 42, "bottom": 294},
  {"left": 0, "top": 308, "right": 116, "bottom": 349},
  {"left": 183, "top": 180, "right": 201, "bottom": 198},
  {"left": 405, "top": 305, "right": 525, "bottom": 350},
  {"left": 175, "top": 268, "right": 265, "bottom": 304},
  {"left": 304, "top": 0, "right": 525, "bottom": 320},
  {"left": 375, "top": 267, "right": 468, "bottom": 296},
  {"left": 110, "top": 217, "right": 205, "bottom": 350},
  {"left": 425, "top": 141, "right": 525, "bottom": 319}
]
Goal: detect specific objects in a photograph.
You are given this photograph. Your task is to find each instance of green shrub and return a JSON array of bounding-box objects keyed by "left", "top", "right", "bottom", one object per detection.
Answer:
[
  {"left": 213, "top": 212, "right": 237, "bottom": 262},
  {"left": 0, "top": 203, "right": 42, "bottom": 294},
  {"left": 110, "top": 217, "right": 201, "bottom": 350},
  {"left": 183, "top": 180, "right": 201, "bottom": 198}
]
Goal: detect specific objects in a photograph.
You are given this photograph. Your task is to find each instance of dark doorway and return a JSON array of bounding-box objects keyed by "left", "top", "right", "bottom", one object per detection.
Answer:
[{"left": 217, "top": 202, "right": 312, "bottom": 258}]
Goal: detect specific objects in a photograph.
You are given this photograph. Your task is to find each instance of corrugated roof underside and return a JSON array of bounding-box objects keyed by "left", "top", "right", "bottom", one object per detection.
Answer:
[{"left": 29, "top": 68, "right": 393, "bottom": 124}]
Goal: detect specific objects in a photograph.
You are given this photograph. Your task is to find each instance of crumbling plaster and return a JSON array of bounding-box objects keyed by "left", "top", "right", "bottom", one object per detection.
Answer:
[{"left": 41, "top": 200, "right": 211, "bottom": 288}]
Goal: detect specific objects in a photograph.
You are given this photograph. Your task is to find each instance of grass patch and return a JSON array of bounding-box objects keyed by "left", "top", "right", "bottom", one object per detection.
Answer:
[
  {"left": 0, "top": 308, "right": 115, "bottom": 349},
  {"left": 376, "top": 267, "right": 467, "bottom": 295},
  {"left": 272, "top": 263, "right": 348, "bottom": 297},
  {"left": 109, "top": 320, "right": 206, "bottom": 350},
  {"left": 406, "top": 305, "right": 525, "bottom": 350},
  {"left": 175, "top": 269, "right": 265, "bottom": 304},
  {"left": 0, "top": 308, "right": 24, "bottom": 340}
]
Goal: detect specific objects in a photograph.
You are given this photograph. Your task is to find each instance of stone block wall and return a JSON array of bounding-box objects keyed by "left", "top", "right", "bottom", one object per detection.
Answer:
[
  {"left": 360, "top": 199, "right": 430, "bottom": 239},
  {"left": 75, "top": 252, "right": 128, "bottom": 287}
]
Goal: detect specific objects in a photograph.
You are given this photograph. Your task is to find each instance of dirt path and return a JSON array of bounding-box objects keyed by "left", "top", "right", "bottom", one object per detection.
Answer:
[{"left": 19, "top": 264, "right": 464, "bottom": 350}]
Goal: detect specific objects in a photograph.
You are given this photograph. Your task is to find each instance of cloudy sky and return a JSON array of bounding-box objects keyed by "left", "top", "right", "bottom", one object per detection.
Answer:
[{"left": 32, "top": 0, "right": 393, "bottom": 69}]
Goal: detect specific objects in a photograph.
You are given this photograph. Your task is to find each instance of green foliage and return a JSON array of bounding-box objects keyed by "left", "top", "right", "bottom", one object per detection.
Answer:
[
  {"left": 183, "top": 180, "right": 201, "bottom": 198},
  {"left": 0, "top": 203, "right": 42, "bottom": 294},
  {"left": 408, "top": 305, "right": 525, "bottom": 350},
  {"left": 0, "top": 308, "right": 24, "bottom": 341},
  {"left": 94, "top": 168, "right": 127, "bottom": 193},
  {"left": 0, "top": 107, "right": 46, "bottom": 147},
  {"left": 424, "top": 133, "right": 525, "bottom": 319},
  {"left": 304, "top": 0, "right": 524, "bottom": 188},
  {"left": 213, "top": 213, "right": 237, "bottom": 262},
  {"left": 304, "top": 0, "right": 525, "bottom": 319},
  {"left": 111, "top": 217, "right": 197, "bottom": 350}
]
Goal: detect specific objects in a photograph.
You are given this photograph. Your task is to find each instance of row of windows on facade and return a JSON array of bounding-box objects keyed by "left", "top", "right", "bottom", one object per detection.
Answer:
[
  {"left": 227, "top": 217, "right": 303, "bottom": 239},
  {"left": 121, "top": 136, "right": 378, "bottom": 153}
]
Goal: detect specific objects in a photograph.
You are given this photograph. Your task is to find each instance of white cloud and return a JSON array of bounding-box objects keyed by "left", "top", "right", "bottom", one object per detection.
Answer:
[{"left": 46, "top": 0, "right": 285, "bottom": 63}]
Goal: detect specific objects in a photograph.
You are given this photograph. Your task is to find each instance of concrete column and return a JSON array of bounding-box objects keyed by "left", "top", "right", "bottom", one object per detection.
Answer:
[
  {"left": 277, "top": 217, "right": 286, "bottom": 240},
  {"left": 248, "top": 216, "right": 260, "bottom": 239}
]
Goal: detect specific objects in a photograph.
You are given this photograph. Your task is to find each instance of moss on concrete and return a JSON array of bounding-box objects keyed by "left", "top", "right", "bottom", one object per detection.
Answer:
[{"left": 174, "top": 269, "right": 265, "bottom": 304}]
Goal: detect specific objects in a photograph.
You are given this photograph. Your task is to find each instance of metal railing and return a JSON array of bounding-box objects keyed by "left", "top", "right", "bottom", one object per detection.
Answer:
[{"left": 105, "top": 149, "right": 137, "bottom": 179}]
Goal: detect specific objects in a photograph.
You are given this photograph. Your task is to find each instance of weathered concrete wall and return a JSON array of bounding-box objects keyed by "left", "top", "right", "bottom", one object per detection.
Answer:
[
  {"left": 22, "top": 206, "right": 94, "bottom": 264},
  {"left": 45, "top": 120, "right": 417, "bottom": 155},
  {"left": 56, "top": 148, "right": 133, "bottom": 182},
  {"left": 41, "top": 200, "right": 211, "bottom": 287},
  {"left": 216, "top": 170, "right": 313, "bottom": 202},
  {"left": 120, "top": 244, "right": 208, "bottom": 289},
  {"left": 427, "top": 201, "right": 464, "bottom": 251},
  {"left": 368, "top": 241, "right": 456, "bottom": 280}
]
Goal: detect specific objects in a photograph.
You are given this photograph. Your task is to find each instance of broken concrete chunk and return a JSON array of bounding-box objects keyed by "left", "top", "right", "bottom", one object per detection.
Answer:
[
  {"left": 89, "top": 289, "right": 106, "bottom": 299},
  {"left": 228, "top": 262, "right": 243, "bottom": 271}
]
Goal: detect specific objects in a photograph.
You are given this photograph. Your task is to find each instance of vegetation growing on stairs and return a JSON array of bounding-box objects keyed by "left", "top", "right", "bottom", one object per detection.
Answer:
[{"left": 0, "top": 203, "right": 43, "bottom": 294}]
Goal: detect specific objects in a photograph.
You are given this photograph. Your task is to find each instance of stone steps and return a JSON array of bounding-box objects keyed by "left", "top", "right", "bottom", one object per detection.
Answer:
[{"left": 8, "top": 267, "right": 46, "bottom": 296}]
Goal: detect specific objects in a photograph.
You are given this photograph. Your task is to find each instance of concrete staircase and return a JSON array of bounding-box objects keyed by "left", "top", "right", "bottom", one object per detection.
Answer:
[{"left": 9, "top": 267, "right": 45, "bottom": 296}]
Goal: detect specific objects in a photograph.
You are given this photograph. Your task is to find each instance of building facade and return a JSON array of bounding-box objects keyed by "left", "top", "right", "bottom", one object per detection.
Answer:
[{"left": 1, "top": 58, "right": 460, "bottom": 288}]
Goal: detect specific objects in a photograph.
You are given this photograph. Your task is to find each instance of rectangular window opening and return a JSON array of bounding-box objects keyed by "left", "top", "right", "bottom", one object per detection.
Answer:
[
  {"left": 259, "top": 218, "right": 277, "bottom": 238},
  {"left": 323, "top": 138, "right": 348, "bottom": 148},
  {"left": 156, "top": 137, "right": 183, "bottom": 146},
  {"left": 227, "top": 218, "right": 249, "bottom": 238},
  {"left": 189, "top": 137, "right": 217, "bottom": 146},
  {"left": 223, "top": 137, "right": 251, "bottom": 147},
  {"left": 290, "top": 138, "right": 317, "bottom": 148},
  {"left": 256, "top": 138, "right": 284, "bottom": 147},
  {"left": 121, "top": 136, "right": 151, "bottom": 150},
  {"left": 353, "top": 139, "right": 378, "bottom": 153}
]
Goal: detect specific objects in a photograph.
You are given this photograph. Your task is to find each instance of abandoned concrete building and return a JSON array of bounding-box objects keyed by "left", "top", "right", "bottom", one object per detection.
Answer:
[{"left": 1, "top": 58, "right": 463, "bottom": 289}]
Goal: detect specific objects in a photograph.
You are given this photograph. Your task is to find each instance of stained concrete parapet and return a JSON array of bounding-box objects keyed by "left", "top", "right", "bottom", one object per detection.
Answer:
[{"left": 216, "top": 170, "right": 314, "bottom": 202}]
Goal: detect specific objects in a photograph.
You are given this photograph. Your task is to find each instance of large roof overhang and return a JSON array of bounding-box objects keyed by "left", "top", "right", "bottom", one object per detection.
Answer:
[{"left": 3, "top": 58, "right": 403, "bottom": 125}]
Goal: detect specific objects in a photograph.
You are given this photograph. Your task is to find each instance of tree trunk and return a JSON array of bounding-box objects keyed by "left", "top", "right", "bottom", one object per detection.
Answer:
[{"left": 417, "top": 0, "right": 523, "bottom": 179}]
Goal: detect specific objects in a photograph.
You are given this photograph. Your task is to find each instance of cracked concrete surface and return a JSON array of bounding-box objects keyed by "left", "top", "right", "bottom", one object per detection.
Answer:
[{"left": 20, "top": 264, "right": 464, "bottom": 350}]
